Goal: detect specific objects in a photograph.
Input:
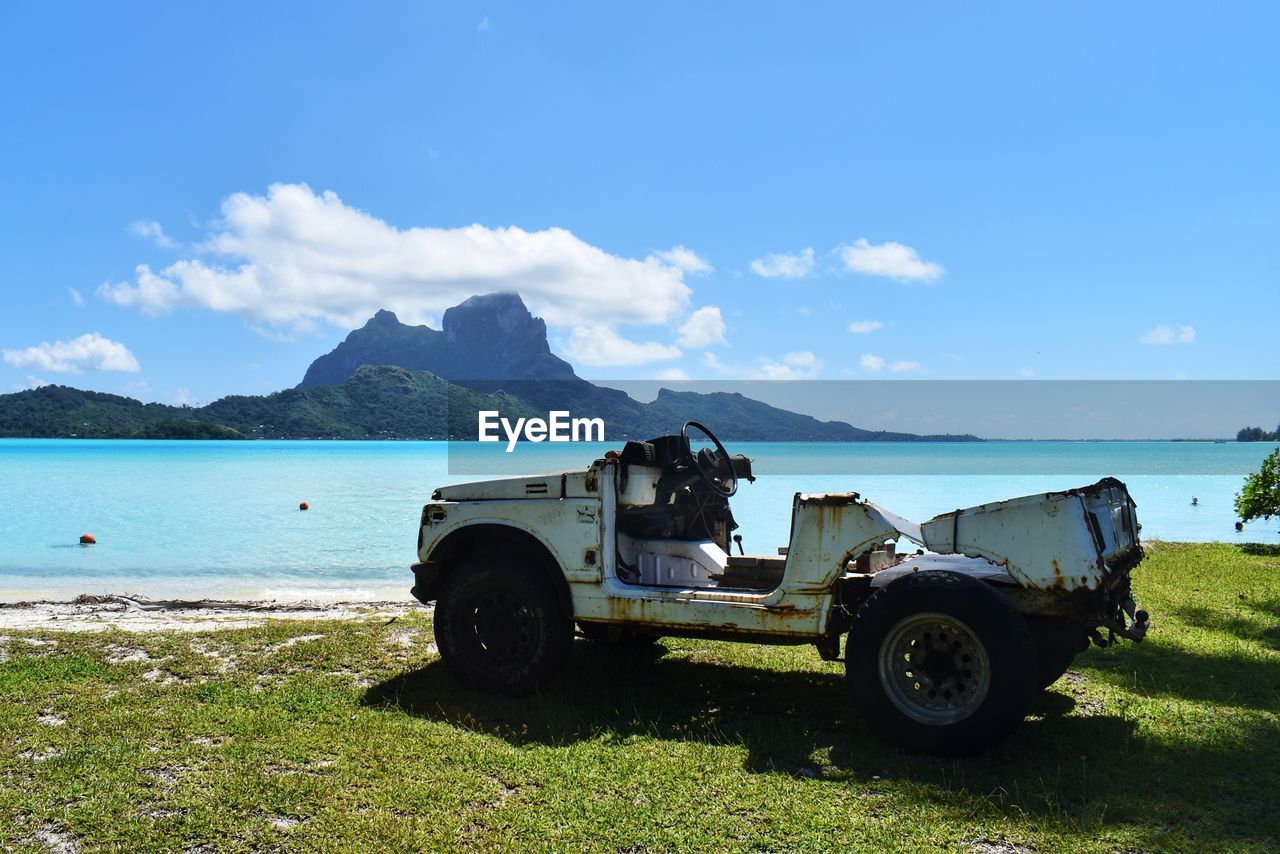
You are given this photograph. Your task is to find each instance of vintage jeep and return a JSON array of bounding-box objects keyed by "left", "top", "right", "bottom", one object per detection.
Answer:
[{"left": 411, "top": 422, "right": 1149, "bottom": 755}]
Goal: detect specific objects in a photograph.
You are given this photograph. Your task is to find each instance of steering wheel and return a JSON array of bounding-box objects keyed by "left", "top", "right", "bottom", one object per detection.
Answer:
[{"left": 681, "top": 421, "right": 737, "bottom": 497}]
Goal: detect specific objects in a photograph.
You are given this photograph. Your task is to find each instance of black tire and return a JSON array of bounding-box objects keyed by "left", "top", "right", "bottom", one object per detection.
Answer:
[
  {"left": 434, "top": 553, "right": 573, "bottom": 694},
  {"left": 1026, "top": 616, "right": 1090, "bottom": 688},
  {"left": 577, "top": 621, "right": 660, "bottom": 646},
  {"left": 846, "top": 571, "right": 1038, "bottom": 756}
]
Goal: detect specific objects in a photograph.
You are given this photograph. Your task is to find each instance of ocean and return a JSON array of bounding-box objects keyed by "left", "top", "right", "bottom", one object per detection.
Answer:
[{"left": 1, "top": 439, "right": 1276, "bottom": 601}]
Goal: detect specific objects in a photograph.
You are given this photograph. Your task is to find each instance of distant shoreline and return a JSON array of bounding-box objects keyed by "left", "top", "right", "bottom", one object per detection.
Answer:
[{"left": 0, "top": 436, "right": 1267, "bottom": 443}]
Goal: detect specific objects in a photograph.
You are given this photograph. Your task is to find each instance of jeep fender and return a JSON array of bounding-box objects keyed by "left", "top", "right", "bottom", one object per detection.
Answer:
[{"left": 413, "top": 522, "right": 574, "bottom": 618}]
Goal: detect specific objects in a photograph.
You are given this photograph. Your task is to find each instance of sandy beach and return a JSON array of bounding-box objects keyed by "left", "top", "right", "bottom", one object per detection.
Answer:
[{"left": 0, "top": 594, "right": 418, "bottom": 633}]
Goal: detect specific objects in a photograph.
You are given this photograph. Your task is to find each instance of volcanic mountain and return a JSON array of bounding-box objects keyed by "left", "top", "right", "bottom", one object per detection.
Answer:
[
  {"left": 298, "top": 293, "right": 578, "bottom": 388},
  {"left": 0, "top": 293, "right": 978, "bottom": 441}
]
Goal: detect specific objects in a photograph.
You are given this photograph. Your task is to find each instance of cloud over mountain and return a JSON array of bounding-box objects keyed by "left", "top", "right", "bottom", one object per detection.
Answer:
[
  {"left": 676, "top": 306, "right": 727, "bottom": 348},
  {"left": 99, "top": 184, "right": 694, "bottom": 346}
]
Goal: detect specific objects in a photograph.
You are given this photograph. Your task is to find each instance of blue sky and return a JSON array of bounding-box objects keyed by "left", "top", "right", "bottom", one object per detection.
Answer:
[{"left": 1, "top": 2, "right": 1277, "bottom": 406}]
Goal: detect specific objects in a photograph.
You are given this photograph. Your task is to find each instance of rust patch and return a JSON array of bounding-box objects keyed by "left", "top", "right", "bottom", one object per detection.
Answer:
[{"left": 1047, "top": 558, "right": 1065, "bottom": 590}]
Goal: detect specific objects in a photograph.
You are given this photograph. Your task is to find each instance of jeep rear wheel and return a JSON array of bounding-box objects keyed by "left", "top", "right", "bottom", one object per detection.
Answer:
[
  {"left": 434, "top": 554, "right": 572, "bottom": 694},
  {"left": 846, "top": 571, "right": 1038, "bottom": 756}
]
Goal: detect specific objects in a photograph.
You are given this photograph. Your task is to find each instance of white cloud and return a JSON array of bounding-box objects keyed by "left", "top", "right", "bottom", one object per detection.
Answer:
[
  {"left": 173, "top": 388, "right": 194, "bottom": 405},
  {"left": 1020, "top": 367, "right": 1035, "bottom": 377},
  {"left": 477, "top": 16, "right": 491, "bottom": 32},
  {"left": 69, "top": 288, "right": 84, "bottom": 306},
  {"left": 676, "top": 306, "right": 727, "bottom": 348},
  {"left": 702, "top": 352, "right": 731, "bottom": 374},
  {"left": 100, "top": 183, "right": 692, "bottom": 334},
  {"left": 860, "top": 353, "right": 920, "bottom": 373},
  {"left": 693, "top": 349, "right": 822, "bottom": 380},
  {"left": 250, "top": 323, "right": 309, "bottom": 343},
  {"left": 128, "top": 220, "right": 176, "bottom": 249},
  {"left": 749, "top": 248, "right": 814, "bottom": 278},
  {"left": 16, "top": 375, "right": 52, "bottom": 391},
  {"left": 839, "top": 238, "right": 942, "bottom": 281},
  {"left": 2, "top": 333, "right": 141, "bottom": 374},
  {"left": 755, "top": 351, "right": 822, "bottom": 380},
  {"left": 654, "top": 368, "right": 691, "bottom": 382},
  {"left": 1141, "top": 324, "right": 1196, "bottom": 345},
  {"left": 652, "top": 245, "right": 713, "bottom": 275},
  {"left": 560, "top": 325, "right": 681, "bottom": 367},
  {"left": 848, "top": 320, "right": 883, "bottom": 334}
]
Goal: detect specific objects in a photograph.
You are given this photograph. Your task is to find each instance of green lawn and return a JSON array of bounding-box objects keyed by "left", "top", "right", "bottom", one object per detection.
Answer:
[{"left": 2, "top": 542, "right": 1277, "bottom": 851}]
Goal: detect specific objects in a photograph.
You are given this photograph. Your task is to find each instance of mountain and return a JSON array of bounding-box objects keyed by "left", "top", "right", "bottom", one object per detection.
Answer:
[
  {"left": 289, "top": 294, "right": 974, "bottom": 441},
  {"left": 0, "top": 371, "right": 975, "bottom": 442},
  {"left": 0, "top": 384, "right": 249, "bottom": 439},
  {"left": 0, "top": 367, "right": 541, "bottom": 440},
  {"left": 0, "top": 293, "right": 981, "bottom": 441},
  {"left": 298, "top": 293, "right": 577, "bottom": 388},
  {"left": 643, "top": 389, "right": 961, "bottom": 442}
]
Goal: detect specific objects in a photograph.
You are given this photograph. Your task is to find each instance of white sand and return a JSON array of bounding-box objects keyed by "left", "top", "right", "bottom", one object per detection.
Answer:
[{"left": 0, "top": 594, "right": 420, "bottom": 633}]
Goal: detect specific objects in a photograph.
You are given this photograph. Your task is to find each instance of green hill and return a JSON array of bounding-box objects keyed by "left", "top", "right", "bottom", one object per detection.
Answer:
[
  {"left": 0, "top": 365, "right": 980, "bottom": 442},
  {"left": 0, "top": 293, "right": 981, "bottom": 442},
  {"left": 0, "top": 384, "right": 197, "bottom": 438},
  {"left": 0, "top": 367, "right": 541, "bottom": 440}
]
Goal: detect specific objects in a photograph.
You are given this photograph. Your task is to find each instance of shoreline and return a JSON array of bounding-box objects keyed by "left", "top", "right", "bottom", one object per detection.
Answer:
[
  {"left": 0, "top": 594, "right": 419, "bottom": 632},
  {"left": 3, "top": 542, "right": 1274, "bottom": 633}
]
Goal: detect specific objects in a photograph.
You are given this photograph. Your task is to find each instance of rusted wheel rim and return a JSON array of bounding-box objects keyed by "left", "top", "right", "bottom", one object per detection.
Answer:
[
  {"left": 470, "top": 590, "right": 535, "bottom": 662},
  {"left": 878, "top": 612, "right": 991, "bottom": 725}
]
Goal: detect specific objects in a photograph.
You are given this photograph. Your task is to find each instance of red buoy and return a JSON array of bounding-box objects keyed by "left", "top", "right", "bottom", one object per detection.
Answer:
[
  {"left": 299, "top": 501, "right": 309, "bottom": 511},
  {"left": 79, "top": 533, "right": 96, "bottom": 545}
]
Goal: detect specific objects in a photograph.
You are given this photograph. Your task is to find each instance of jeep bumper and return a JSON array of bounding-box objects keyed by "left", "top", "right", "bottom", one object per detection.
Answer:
[{"left": 409, "top": 562, "right": 445, "bottom": 605}]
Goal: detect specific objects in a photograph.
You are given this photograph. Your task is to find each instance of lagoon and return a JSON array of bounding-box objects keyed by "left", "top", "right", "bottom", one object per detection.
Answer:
[{"left": 1, "top": 439, "right": 1275, "bottom": 601}]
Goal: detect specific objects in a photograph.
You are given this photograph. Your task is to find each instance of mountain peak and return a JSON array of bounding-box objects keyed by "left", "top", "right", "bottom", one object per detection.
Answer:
[
  {"left": 297, "top": 292, "right": 578, "bottom": 388},
  {"left": 450, "top": 291, "right": 528, "bottom": 314},
  {"left": 443, "top": 292, "right": 547, "bottom": 348}
]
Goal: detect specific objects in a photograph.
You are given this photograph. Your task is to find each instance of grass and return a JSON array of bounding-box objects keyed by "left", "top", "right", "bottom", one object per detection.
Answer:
[{"left": 1, "top": 542, "right": 1277, "bottom": 852}]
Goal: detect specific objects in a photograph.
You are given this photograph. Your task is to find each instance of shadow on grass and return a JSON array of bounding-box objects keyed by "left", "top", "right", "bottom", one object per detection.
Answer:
[
  {"left": 1239, "top": 543, "right": 1280, "bottom": 557},
  {"left": 1082, "top": 631, "right": 1280, "bottom": 709},
  {"left": 362, "top": 641, "right": 1279, "bottom": 845},
  {"left": 1170, "top": 598, "right": 1280, "bottom": 651}
]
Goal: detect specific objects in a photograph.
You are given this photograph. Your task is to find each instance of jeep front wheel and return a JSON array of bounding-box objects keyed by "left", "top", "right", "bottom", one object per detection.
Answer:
[
  {"left": 846, "top": 570, "right": 1038, "bottom": 756},
  {"left": 434, "top": 554, "right": 572, "bottom": 694}
]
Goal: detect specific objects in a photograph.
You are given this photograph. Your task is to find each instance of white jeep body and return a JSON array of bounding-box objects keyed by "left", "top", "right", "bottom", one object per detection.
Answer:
[
  {"left": 411, "top": 456, "right": 1147, "bottom": 646},
  {"left": 410, "top": 433, "right": 1149, "bottom": 754}
]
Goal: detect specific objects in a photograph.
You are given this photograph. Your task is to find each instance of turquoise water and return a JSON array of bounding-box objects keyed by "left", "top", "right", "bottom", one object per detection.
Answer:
[{"left": 1, "top": 439, "right": 1276, "bottom": 601}]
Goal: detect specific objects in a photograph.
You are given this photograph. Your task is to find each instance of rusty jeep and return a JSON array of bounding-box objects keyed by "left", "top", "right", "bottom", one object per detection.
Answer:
[{"left": 410, "top": 422, "right": 1149, "bottom": 755}]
